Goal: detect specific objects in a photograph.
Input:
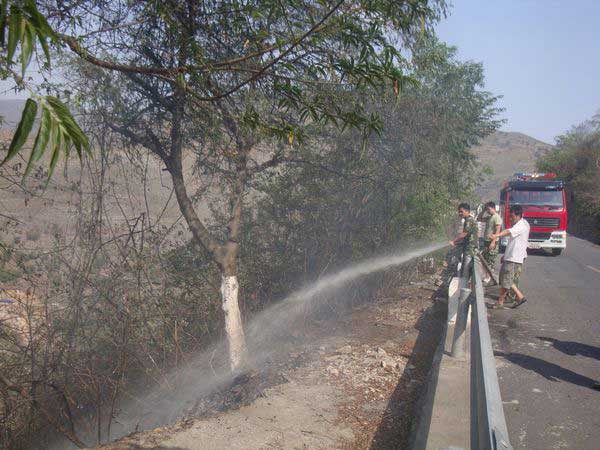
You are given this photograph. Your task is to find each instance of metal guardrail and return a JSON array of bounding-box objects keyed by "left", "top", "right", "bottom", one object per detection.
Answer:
[
  {"left": 469, "top": 257, "right": 513, "bottom": 450},
  {"left": 418, "top": 254, "right": 514, "bottom": 450}
]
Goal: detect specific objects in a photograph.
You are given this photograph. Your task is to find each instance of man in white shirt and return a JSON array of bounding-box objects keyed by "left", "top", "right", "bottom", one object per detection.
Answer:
[{"left": 490, "top": 205, "right": 530, "bottom": 309}]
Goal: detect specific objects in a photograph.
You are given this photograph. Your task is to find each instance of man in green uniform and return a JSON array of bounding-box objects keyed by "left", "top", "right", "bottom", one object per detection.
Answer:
[
  {"left": 450, "top": 203, "right": 479, "bottom": 277},
  {"left": 477, "top": 201, "right": 502, "bottom": 283}
]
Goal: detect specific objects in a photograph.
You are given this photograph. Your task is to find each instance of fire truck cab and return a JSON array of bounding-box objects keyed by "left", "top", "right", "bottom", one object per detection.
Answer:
[{"left": 499, "top": 172, "right": 567, "bottom": 256}]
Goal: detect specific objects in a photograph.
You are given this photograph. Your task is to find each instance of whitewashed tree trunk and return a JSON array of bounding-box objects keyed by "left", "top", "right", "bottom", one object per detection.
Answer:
[{"left": 221, "top": 275, "right": 247, "bottom": 371}]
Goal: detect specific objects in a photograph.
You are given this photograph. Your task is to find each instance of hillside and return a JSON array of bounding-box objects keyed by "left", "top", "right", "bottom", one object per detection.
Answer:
[
  {"left": 0, "top": 125, "right": 213, "bottom": 289},
  {"left": 1, "top": 123, "right": 553, "bottom": 249},
  {"left": 473, "top": 131, "right": 554, "bottom": 201}
]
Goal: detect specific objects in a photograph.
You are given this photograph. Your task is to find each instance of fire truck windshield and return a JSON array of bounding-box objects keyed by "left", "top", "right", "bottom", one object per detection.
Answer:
[{"left": 508, "top": 189, "right": 564, "bottom": 207}]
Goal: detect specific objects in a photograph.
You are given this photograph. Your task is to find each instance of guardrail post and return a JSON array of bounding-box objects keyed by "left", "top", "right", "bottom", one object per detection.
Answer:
[
  {"left": 450, "top": 287, "right": 471, "bottom": 358},
  {"left": 447, "top": 276, "right": 467, "bottom": 324}
]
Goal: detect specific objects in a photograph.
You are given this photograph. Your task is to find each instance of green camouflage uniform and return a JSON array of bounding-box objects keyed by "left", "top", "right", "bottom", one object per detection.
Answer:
[
  {"left": 460, "top": 216, "right": 479, "bottom": 276},
  {"left": 462, "top": 216, "right": 480, "bottom": 256},
  {"left": 481, "top": 212, "right": 502, "bottom": 269}
]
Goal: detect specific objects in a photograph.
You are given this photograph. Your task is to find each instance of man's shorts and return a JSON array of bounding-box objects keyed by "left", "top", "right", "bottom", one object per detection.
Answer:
[{"left": 499, "top": 261, "right": 523, "bottom": 289}]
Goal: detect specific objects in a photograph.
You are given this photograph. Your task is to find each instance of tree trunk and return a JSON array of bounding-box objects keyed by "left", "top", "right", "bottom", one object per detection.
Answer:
[
  {"left": 168, "top": 159, "right": 248, "bottom": 372},
  {"left": 220, "top": 274, "right": 246, "bottom": 371},
  {"left": 165, "top": 82, "right": 251, "bottom": 371}
]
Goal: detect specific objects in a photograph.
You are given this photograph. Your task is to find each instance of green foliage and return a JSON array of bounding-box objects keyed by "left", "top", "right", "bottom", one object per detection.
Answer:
[
  {"left": 3, "top": 0, "right": 55, "bottom": 70},
  {"left": 52, "top": 0, "right": 448, "bottom": 144},
  {"left": 240, "top": 37, "right": 501, "bottom": 295},
  {"left": 537, "top": 113, "right": 600, "bottom": 242},
  {"left": 57, "top": 0, "right": 450, "bottom": 271},
  {"left": 0, "top": 0, "right": 90, "bottom": 178},
  {"left": 2, "top": 97, "right": 36, "bottom": 163},
  {"left": 1, "top": 95, "right": 90, "bottom": 180}
]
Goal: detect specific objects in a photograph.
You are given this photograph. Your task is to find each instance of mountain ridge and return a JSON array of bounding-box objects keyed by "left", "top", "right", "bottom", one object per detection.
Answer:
[{"left": 473, "top": 130, "right": 554, "bottom": 201}]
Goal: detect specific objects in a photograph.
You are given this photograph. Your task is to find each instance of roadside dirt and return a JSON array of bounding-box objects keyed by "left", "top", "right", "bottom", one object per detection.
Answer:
[{"left": 98, "top": 272, "right": 446, "bottom": 450}]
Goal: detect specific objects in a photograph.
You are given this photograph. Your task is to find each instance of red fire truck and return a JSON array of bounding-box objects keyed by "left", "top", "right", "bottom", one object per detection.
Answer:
[{"left": 499, "top": 172, "right": 568, "bottom": 256}]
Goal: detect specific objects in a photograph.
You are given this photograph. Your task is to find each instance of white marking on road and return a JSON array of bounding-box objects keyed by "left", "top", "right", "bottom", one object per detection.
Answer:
[
  {"left": 503, "top": 399, "right": 520, "bottom": 405},
  {"left": 532, "top": 388, "right": 542, "bottom": 393},
  {"left": 586, "top": 265, "right": 600, "bottom": 274}
]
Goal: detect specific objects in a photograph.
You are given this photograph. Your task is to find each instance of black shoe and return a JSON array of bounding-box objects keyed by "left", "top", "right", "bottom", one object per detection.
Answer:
[{"left": 510, "top": 298, "right": 528, "bottom": 309}]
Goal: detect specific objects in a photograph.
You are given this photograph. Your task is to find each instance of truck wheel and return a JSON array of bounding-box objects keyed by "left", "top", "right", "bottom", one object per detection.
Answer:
[{"left": 551, "top": 248, "right": 562, "bottom": 256}]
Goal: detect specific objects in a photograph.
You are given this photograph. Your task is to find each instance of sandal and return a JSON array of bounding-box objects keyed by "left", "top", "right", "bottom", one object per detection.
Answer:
[{"left": 510, "top": 298, "right": 528, "bottom": 309}]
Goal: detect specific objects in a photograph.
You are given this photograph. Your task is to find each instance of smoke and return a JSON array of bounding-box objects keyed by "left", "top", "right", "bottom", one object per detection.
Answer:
[
  {"left": 57, "top": 241, "right": 447, "bottom": 448},
  {"left": 245, "top": 242, "right": 447, "bottom": 348}
]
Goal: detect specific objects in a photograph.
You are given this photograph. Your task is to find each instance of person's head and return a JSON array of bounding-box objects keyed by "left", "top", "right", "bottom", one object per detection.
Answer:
[
  {"left": 509, "top": 205, "right": 523, "bottom": 224},
  {"left": 485, "top": 201, "right": 496, "bottom": 215},
  {"left": 458, "top": 202, "right": 471, "bottom": 218}
]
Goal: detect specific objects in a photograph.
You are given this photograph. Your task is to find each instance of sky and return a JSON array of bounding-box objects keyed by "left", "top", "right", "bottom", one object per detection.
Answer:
[{"left": 436, "top": 0, "right": 600, "bottom": 144}]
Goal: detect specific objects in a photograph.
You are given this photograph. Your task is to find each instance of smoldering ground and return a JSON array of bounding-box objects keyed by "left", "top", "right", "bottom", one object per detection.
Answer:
[{"left": 52, "top": 242, "right": 447, "bottom": 449}]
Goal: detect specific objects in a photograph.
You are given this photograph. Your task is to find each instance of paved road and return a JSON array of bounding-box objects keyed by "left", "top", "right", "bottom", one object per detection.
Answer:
[{"left": 488, "top": 236, "right": 600, "bottom": 450}]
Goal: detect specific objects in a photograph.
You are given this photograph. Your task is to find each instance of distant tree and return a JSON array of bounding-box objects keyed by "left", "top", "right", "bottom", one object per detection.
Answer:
[{"left": 538, "top": 112, "right": 600, "bottom": 242}]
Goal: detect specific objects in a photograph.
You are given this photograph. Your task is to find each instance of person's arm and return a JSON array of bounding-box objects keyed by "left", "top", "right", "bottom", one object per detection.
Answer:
[
  {"left": 450, "top": 231, "right": 467, "bottom": 246},
  {"left": 490, "top": 223, "right": 502, "bottom": 247},
  {"left": 491, "top": 229, "right": 511, "bottom": 240},
  {"left": 492, "top": 219, "right": 525, "bottom": 240}
]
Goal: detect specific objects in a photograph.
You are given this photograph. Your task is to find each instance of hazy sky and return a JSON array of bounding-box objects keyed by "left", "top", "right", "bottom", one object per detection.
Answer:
[{"left": 436, "top": 0, "right": 600, "bottom": 144}]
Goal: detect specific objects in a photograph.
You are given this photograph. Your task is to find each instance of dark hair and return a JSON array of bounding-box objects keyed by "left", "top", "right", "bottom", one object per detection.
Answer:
[
  {"left": 458, "top": 202, "right": 470, "bottom": 212},
  {"left": 485, "top": 201, "right": 496, "bottom": 209},
  {"left": 509, "top": 205, "right": 523, "bottom": 217}
]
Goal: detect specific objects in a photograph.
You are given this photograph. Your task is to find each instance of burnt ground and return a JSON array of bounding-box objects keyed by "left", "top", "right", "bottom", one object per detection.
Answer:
[{"left": 97, "top": 272, "right": 446, "bottom": 450}]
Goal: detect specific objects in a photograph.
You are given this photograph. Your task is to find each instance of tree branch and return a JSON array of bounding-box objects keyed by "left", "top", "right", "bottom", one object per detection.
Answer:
[
  {"left": 59, "top": 1, "right": 345, "bottom": 102},
  {"left": 106, "top": 123, "right": 166, "bottom": 160}
]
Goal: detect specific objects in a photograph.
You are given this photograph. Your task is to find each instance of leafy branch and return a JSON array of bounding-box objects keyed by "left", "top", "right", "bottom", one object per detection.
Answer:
[{"left": 0, "top": 0, "right": 89, "bottom": 178}]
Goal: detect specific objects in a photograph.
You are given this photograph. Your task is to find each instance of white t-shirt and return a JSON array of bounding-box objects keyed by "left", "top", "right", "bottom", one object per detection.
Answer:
[{"left": 504, "top": 218, "right": 530, "bottom": 264}]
